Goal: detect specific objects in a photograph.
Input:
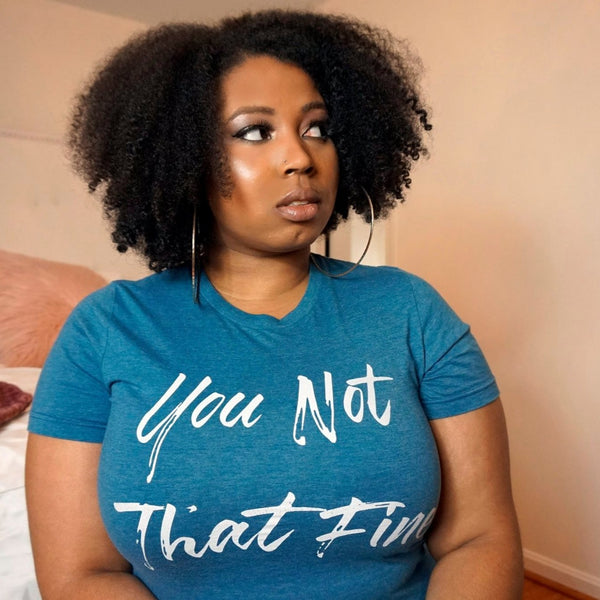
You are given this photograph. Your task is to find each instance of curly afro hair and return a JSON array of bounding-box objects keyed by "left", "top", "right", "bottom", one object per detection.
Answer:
[{"left": 69, "top": 10, "right": 431, "bottom": 272}]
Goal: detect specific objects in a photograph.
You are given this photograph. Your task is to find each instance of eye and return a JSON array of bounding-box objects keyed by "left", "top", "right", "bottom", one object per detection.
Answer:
[
  {"left": 233, "top": 123, "right": 272, "bottom": 142},
  {"left": 303, "top": 121, "right": 330, "bottom": 140}
]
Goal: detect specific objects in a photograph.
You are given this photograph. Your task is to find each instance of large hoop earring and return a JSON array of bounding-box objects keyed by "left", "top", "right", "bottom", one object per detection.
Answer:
[
  {"left": 191, "top": 204, "right": 200, "bottom": 304},
  {"left": 311, "top": 187, "right": 374, "bottom": 278}
]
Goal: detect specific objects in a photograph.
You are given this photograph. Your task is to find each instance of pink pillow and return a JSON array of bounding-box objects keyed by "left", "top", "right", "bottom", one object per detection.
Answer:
[{"left": 0, "top": 250, "right": 107, "bottom": 367}]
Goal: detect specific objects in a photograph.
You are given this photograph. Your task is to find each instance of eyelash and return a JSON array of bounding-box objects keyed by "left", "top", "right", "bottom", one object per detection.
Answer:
[
  {"left": 305, "top": 121, "right": 331, "bottom": 140},
  {"left": 232, "top": 120, "right": 273, "bottom": 142},
  {"left": 232, "top": 120, "right": 331, "bottom": 142}
]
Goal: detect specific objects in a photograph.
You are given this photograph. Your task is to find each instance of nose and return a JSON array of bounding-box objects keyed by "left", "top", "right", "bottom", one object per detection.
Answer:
[{"left": 281, "top": 138, "right": 315, "bottom": 176}]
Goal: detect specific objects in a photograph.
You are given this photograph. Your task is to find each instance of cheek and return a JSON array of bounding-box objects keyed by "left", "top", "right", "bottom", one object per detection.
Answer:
[
  {"left": 228, "top": 154, "right": 265, "bottom": 187},
  {"left": 332, "top": 156, "right": 340, "bottom": 184},
  {"left": 325, "top": 143, "right": 339, "bottom": 175},
  {"left": 326, "top": 150, "right": 340, "bottom": 192}
]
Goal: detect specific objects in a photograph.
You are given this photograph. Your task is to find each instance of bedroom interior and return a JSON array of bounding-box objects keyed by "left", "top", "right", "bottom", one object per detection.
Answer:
[{"left": 1, "top": 0, "right": 599, "bottom": 598}]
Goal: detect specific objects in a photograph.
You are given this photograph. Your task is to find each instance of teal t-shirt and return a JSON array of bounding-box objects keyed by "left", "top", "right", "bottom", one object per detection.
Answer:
[{"left": 29, "top": 259, "right": 499, "bottom": 599}]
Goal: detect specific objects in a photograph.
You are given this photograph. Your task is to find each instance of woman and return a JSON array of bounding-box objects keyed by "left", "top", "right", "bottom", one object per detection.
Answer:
[{"left": 26, "top": 10, "right": 523, "bottom": 599}]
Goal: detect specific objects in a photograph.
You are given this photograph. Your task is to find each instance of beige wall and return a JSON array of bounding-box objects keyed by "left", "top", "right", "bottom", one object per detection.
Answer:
[
  {"left": 0, "top": 0, "right": 149, "bottom": 279},
  {"left": 318, "top": 0, "right": 600, "bottom": 595}
]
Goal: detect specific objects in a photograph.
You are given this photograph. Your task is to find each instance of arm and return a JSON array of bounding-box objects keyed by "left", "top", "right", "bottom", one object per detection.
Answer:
[
  {"left": 26, "top": 433, "right": 157, "bottom": 599},
  {"left": 426, "top": 398, "right": 523, "bottom": 599}
]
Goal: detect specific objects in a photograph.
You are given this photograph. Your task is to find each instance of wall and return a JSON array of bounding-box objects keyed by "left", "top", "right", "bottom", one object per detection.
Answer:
[
  {"left": 0, "top": 0, "right": 149, "bottom": 279},
  {"left": 318, "top": 0, "right": 600, "bottom": 595}
]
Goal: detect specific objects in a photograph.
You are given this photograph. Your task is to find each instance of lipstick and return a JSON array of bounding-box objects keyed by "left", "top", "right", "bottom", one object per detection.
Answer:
[{"left": 276, "top": 189, "right": 321, "bottom": 222}]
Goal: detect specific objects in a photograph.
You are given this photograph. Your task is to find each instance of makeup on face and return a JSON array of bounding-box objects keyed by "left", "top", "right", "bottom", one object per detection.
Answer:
[{"left": 209, "top": 55, "right": 339, "bottom": 258}]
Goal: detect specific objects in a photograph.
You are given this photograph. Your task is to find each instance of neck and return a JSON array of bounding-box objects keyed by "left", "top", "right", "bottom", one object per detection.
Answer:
[{"left": 203, "top": 247, "right": 312, "bottom": 318}]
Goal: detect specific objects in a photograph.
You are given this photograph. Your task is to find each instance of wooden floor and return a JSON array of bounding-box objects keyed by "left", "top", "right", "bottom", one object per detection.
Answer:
[{"left": 523, "top": 578, "right": 580, "bottom": 600}]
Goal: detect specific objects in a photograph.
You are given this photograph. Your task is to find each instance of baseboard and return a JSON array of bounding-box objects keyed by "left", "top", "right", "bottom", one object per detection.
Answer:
[{"left": 524, "top": 549, "right": 600, "bottom": 599}]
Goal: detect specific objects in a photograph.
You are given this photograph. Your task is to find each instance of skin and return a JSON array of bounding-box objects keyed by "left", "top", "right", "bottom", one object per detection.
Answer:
[
  {"left": 26, "top": 55, "right": 522, "bottom": 599},
  {"left": 426, "top": 400, "right": 523, "bottom": 598},
  {"left": 205, "top": 55, "right": 339, "bottom": 318}
]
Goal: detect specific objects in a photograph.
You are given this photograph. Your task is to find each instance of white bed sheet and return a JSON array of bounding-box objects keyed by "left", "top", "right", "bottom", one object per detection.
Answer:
[{"left": 0, "top": 367, "right": 42, "bottom": 600}]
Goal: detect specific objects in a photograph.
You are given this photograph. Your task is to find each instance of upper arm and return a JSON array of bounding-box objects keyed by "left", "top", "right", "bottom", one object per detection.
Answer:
[
  {"left": 426, "top": 398, "right": 521, "bottom": 560},
  {"left": 25, "top": 433, "right": 131, "bottom": 598}
]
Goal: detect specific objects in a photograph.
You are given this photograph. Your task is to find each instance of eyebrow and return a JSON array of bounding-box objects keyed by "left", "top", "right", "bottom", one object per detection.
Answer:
[
  {"left": 225, "top": 101, "right": 327, "bottom": 123},
  {"left": 302, "top": 101, "right": 327, "bottom": 113}
]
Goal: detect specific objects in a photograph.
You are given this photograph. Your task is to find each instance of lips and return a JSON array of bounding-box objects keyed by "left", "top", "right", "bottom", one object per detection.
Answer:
[{"left": 276, "top": 189, "right": 321, "bottom": 222}]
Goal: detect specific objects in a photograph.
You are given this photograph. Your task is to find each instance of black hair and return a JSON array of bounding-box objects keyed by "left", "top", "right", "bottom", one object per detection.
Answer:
[{"left": 69, "top": 10, "right": 431, "bottom": 272}]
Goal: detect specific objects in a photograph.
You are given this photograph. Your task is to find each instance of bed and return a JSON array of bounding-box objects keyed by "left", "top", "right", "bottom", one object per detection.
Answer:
[
  {"left": 0, "top": 250, "right": 108, "bottom": 599},
  {"left": 0, "top": 367, "right": 42, "bottom": 600}
]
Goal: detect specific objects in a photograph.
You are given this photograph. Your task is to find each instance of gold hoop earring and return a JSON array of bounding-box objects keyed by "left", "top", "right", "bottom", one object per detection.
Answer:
[
  {"left": 191, "top": 204, "right": 200, "bottom": 304},
  {"left": 311, "top": 187, "right": 374, "bottom": 278}
]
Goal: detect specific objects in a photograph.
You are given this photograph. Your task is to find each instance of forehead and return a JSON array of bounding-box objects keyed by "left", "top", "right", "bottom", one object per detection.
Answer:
[{"left": 219, "top": 55, "right": 324, "bottom": 114}]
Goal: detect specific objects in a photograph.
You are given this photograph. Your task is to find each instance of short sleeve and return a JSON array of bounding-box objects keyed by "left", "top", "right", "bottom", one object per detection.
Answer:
[
  {"left": 408, "top": 275, "right": 499, "bottom": 420},
  {"left": 27, "top": 286, "right": 115, "bottom": 442}
]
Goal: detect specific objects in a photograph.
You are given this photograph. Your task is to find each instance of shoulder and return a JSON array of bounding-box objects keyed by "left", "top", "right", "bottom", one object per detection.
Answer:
[
  {"left": 314, "top": 258, "right": 467, "bottom": 337},
  {"left": 316, "top": 257, "right": 439, "bottom": 302},
  {"left": 75, "top": 267, "right": 187, "bottom": 314}
]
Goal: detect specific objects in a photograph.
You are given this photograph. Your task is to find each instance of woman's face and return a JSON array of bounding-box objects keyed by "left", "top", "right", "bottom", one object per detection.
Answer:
[{"left": 209, "top": 55, "right": 339, "bottom": 258}]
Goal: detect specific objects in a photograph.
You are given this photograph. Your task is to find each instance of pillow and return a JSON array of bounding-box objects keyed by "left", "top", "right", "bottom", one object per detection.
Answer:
[
  {"left": 0, "top": 381, "right": 32, "bottom": 426},
  {"left": 0, "top": 250, "right": 107, "bottom": 367}
]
